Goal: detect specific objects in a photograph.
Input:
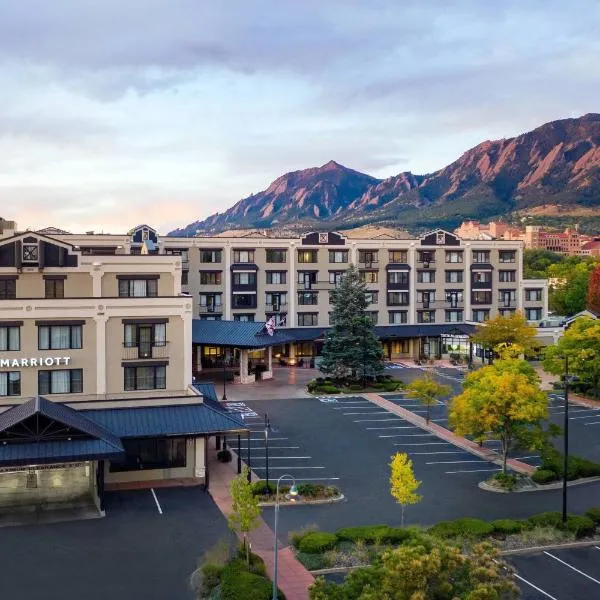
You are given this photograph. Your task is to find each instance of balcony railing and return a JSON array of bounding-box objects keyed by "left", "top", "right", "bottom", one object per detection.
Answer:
[
  {"left": 198, "top": 305, "right": 223, "bottom": 314},
  {"left": 123, "top": 342, "right": 170, "bottom": 360},
  {"left": 498, "top": 299, "right": 517, "bottom": 308},
  {"left": 265, "top": 303, "right": 288, "bottom": 313},
  {"left": 298, "top": 281, "right": 335, "bottom": 291},
  {"left": 359, "top": 260, "right": 379, "bottom": 269}
]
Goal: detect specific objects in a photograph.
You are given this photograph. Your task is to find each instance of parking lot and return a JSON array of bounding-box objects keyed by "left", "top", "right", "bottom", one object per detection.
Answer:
[
  {"left": 0, "top": 487, "right": 232, "bottom": 600},
  {"left": 228, "top": 397, "right": 600, "bottom": 540}
]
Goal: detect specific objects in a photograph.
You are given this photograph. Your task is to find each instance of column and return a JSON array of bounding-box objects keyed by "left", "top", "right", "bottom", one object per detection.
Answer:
[
  {"left": 408, "top": 242, "right": 416, "bottom": 324},
  {"left": 263, "top": 346, "right": 273, "bottom": 380},
  {"left": 91, "top": 269, "right": 104, "bottom": 297},
  {"left": 225, "top": 242, "right": 232, "bottom": 320},
  {"left": 464, "top": 243, "right": 472, "bottom": 321},
  {"left": 239, "top": 349, "right": 255, "bottom": 384},
  {"left": 543, "top": 281, "right": 549, "bottom": 320},
  {"left": 94, "top": 315, "right": 108, "bottom": 396},
  {"left": 350, "top": 242, "right": 358, "bottom": 266},
  {"left": 516, "top": 244, "right": 524, "bottom": 314},
  {"left": 182, "top": 310, "right": 193, "bottom": 389},
  {"left": 289, "top": 242, "right": 296, "bottom": 327}
]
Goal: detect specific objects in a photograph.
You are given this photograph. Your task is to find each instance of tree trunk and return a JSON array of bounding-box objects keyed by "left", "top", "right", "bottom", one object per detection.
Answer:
[
  {"left": 244, "top": 534, "right": 250, "bottom": 569},
  {"left": 401, "top": 504, "right": 405, "bottom": 527},
  {"left": 501, "top": 435, "right": 509, "bottom": 474},
  {"left": 426, "top": 401, "right": 430, "bottom": 424}
]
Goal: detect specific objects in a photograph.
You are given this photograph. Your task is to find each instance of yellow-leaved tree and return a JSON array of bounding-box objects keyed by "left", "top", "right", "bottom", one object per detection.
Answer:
[
  {"left": 406, "top": 370, "right": 451, "bottom": 423},
  {"left": 389, "top": 452, "right": 422, "bottom": 526},
  {"left": 449, "top": 358, "right": 548, "bottom": 473}
]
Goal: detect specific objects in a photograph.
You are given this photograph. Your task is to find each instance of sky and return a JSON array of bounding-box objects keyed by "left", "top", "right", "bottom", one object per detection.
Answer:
[{"left": 0, "top": 1, "right": 599, "bottom": 234}]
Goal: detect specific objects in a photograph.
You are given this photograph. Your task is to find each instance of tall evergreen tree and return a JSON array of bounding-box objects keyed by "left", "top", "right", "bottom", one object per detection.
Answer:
[{"left": 319, "top": 264, "right": 385, "bottom": 382}]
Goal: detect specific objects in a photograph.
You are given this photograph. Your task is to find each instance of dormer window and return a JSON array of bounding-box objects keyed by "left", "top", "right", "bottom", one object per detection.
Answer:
[
  {"left": 22, "top": 239, "right": 39, "bottom": 263},
  {"left": 436, "top": 232, "right": 445, "bottom": 245},
  {"left": 142, "top": 229, "right": 149, "bottom": 241}
]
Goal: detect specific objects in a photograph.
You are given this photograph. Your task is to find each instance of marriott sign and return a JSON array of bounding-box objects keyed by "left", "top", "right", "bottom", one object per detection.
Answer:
[{"left": 0, "top": 357, "right": 72, "bottom": 368}]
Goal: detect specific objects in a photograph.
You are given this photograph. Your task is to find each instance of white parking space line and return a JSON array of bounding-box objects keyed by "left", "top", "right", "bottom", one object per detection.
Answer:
[
  {"left": 343, "top": 411, "right": 391, "bottom": 415},
  {"left": 543, "top": 551, "right": 600, "bottom": 585},
  {"left": 411, "top": 451, "right": 467, "bottom": 455},
  {"left": 366, "top": 426, "right": 417, "bottom": 430},
  {"left": 445, "top": 468, "right": 501, "bottom": 474},
  {"left": 252, "top": 466, "right": 325, "bottom": 470},
  {"left": 380, "top": 433, "right": 435, "bottom": 438},
  {"left": 252, "top": 456, "right": 312, "bottom": 460},
  {"left": 245, "top": 437, "right": 288, "bottom": 441},
  {"left": 511, "top": 572, "right": 558, "bottom": 600},
  {"left": 394, "top": 442, "right": 452, "bottom": 446},
  {"left": 584, "top": 421, "right": 600, "bottom": 426},
  {"left": 288, "top": 477, "right": 341, "bottom": 482},
  {"left": 354, "top": 418, "right": 405, "bottom": 422},
  {"left": 150, "top": 488, "right": 163, "bottom": 515},
  {"left": 426, "top": 460, "right": 485, "bottom": 465},
  {"left": 569, "top": 414, "right": 600, "bottom": 420}
]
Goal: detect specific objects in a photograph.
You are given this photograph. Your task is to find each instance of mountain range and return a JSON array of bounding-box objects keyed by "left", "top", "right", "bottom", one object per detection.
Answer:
[{"left": 169, "top": 113, "right": 600, "bottom": 236}]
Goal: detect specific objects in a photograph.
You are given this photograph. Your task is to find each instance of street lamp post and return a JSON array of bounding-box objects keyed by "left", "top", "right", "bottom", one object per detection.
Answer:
[
  {"left": 562, "top": 355, "right": 570, "bottom": 524},
  {"left": 272, "top": 474, "right": 299, "bottom": 600},
  {"left": 264, "top": 413, "right": 270, "bottom": 492},
  {"left": 222, "top": 350, "right": 228, "bottom": 401}
]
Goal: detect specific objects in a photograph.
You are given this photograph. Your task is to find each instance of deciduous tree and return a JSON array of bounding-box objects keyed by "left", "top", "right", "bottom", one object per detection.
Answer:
[
  {"left": 449, "top": 359, "right": 548, "bottom": 473},
  {"left": 406, "top": 371, "right": 451, "bottom": 423},
  {"left": 309, "top": 539, "right": 519, "bottom": 599},
  {"left": 389, "top": 452, "right": 422, "bottom": 526},
  {"left": 471, "top": 311, "right": 537, "bottom": 362},
  {"left": 228, "top": 466, "right": 261, "bottom": 568},
  {"left": 544, "top": 316, "right": 600, "bottom": 398},
  {"left": 320, "top": 265, "right": 384, "bottom": 383},
  {"left": 548, "top": 258, "right": 597, "bottom": 316},
  {"left": 587, "top": 265, "right": 600, "bottom": 314}
]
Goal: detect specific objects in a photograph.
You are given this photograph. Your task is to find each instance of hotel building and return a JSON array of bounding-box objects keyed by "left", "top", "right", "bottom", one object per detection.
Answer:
[{"left": 0, "top": 229, "right": 245, "bottom": 516}]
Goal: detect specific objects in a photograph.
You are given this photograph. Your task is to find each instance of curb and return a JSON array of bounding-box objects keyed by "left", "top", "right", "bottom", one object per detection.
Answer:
[
  {"left": 479, "top": 476, "right": 600, "bottom": 493},
  {"left": 259, "top": 494, "right": 345, "bottom": 507},
  {"left": 500, "top": 538, "right": 600, "bottom": 556},
  {"left": 310, "top": 565, "right": 369, "bottom": 576}
]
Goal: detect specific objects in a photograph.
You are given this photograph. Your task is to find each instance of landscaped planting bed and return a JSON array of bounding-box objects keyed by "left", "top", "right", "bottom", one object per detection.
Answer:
[
  {"left": 290, "top": 510, "right": 600, "bottom": 571},
  {"left": 307, "top": 375, "right": 403, "bottom": 395},
  {"left": 250, "top": 482, "right": 342, "bottom": 504}
]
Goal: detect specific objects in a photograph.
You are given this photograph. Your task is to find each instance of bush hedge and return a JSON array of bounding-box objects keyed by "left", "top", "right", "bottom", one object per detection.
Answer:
[
  {"left": 532, "top": 469, "right": 559, "bottom": 484},
  {"left": 335, "top": 525, "right": 412, "bottom": 545},
  {"left": 493, "top": 472, "right": 517, "bottom": 490},
  {"left": 540, "top": 448, "right": 600, "bottom": 481},
  {"left": 428, "top": 518, "right": 494, "bottom": 539},
  {"left": 527, "top": 511, "right": 563, "bottom": 528},
  {"left": 564, "top": 515, "right": 596, "bottom": 538},
  {"left": 491, "top": 519, "right": 526, "bottom": 535},
  {"left": 585, "top": 507, "right": 600, "bottom": 524},
  {"left": 221, "top": 570, "right": 280, "bottom": 600},
  {"left": 297, "top": 532, "right": 338, "bottom": 554}
]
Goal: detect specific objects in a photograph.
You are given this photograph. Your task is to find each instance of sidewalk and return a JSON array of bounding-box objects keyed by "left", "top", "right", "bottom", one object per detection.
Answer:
[
  {"left": 208, "top": 453, "right": 314, "bottom": 600},
  {"left": 363, "top": 394, "right": 536, "bottom": 475}
]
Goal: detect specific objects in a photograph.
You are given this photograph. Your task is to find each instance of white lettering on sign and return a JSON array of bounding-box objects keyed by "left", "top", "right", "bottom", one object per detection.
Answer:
[{"left": 0, "top": 356, "right": 71, "bottom": 369}]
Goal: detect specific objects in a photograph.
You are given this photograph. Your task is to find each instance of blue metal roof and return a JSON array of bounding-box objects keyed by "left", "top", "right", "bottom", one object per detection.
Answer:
[
  {"left": 0, "top": 439, "right": 124, "bottom": 466},
  {"left": 82, "top": 403, "right": 246, "bottom": 438},
  {"left": 193, "top": 382, "right": 218, "bottom": 402},
  {"left": 192, "top": 319, "right": 290, "bottom": 348}
]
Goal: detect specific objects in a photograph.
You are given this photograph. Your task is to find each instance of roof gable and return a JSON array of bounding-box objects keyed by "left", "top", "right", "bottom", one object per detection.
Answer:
[{"left": 420, "top": 229, "right": 461, "bottom": 247}]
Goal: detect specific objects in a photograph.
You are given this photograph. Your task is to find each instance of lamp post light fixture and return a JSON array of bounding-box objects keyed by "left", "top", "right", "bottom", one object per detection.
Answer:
[
  {"left": 272, "top": 474, "right": 299, "bottom": 600},
  {"left": 562, "top": 355, "right": 570, "bottom": 524}
]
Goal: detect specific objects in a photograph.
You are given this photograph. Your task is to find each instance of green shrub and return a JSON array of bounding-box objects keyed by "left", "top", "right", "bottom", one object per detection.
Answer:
[
  {"left": 348, "top": 383, "right": 363, "bottom": 391},
  {"left": 296, "top": 483, "right": 320, "bottom": 497},
  {"left": 493, "top": 472, "right": 517, "bottom": 490},
  {"left": 491, "top": 519, "right": 525, "bottom": 535},
  {"left": 532, "top": 469, "right": 559, "bottom": 484},
  {"left": 540, "top": 447, "right": 600, "bottom": 480},
  {"left": 201, "top": 563, "right": 224, "bottom": 594},
  {"left": 217, "top": 449, "right": 232, "bottom": 463},
  {"left": 428, "top": 518, "right": 494, "bottom": 539},
  {"left": 335, "top": 525, "right": 411, "bottom": 544},
  {"left": 297, "top": 532, "right": 338, "bottom": 554},
  {"left": 585, "top": 507, "right": 600, "bottom": 524},
  {"left": 289, "top": 525, "right": 319, "bottom": 548},
  {"left": 527, "top": 511, "right": 563, "bottom": 528},
  {"left": 564, "top": 515, "right": 596, "bottom": 538},
  {"left": 250, "top": 481, "right": 290, "bottom": 497},
  {"left": 296, "top": 552, "right": 329, "bottom": 571},
  {"left": 220, "top": 570, "right": 282, "bottom": 600}
]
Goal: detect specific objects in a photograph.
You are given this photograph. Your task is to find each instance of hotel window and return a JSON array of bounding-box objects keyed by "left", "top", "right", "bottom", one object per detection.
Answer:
[
  {"left": 389, "top": 311, "right": 408, "bottom": 324},
  {"left": 0, "top": 326, "right": 20, "bottom": 351},
  {"left": 232, "top": 294, "right": 256, "bottom": 309},
  {"left": 234, "top": 314, "right": 255, "bottom": 322},
  {"left": 44, "top": 278, "right": 64, "bottom": 299},
  {"left": 526, "top": 307, "right": 543, "bottom": 321},
  {"left": 417, "top": 310, "right": 435, "bottom": 323},
  {"left": 199, "top": 250, "right": 222, "bottom": 263},
  {"left": 388, "top": 271, "right": 409, "bottom": 285},
  {"left": 366, "top": 311, "right": 378, "bottom": 324},
  {"left": 360, "top": 271, "right": 378, "bottom": 284},
  {"left": 199, "top": 315, "right": 222, "bottom": 321},
  {"left": 0, "top": 372, "right": 20, "bottom": 396},
  {"left": 499, "top": 308, "right": 516, "bottom": 317},
  {"left": 499, "top": 250, "right": 517, "bottom": 263},
  {"left": 472, "top": 291, "right": 492, "bottom": 305},
  {"left": 417, "top": 270, "right": 435, "bottom": 284},
  {"left": 365, "top": 291, "right": 378, "bottom": 304},
  {"left": 387, "top": 292, "right": 409, "bottom": 305},
  {"left": 266, "top": 271, "right": 286, "bottom": 285},
  {"left": 358, "top": 250, "right": 378, "bottom": 265},
  {"left": 329, "top": 271, "right": 345, "bottom": 286},
  {"left": 445, "top": 290, "right": 463, "bottom": 306},
  {"left": 22, "top": 241, "right": 39, "bottom": 263},
  {"left": 38, "top": 369, "right": 83, "bottom": 395},
  {"left": 118, "top": 278, "right": 158, "bottom": 297},
  {"left": 124, "top": 365, "right": 166, "bottom": 391},
  {"left": 298, "top": 291, "right": 318, "bottom": 305},
  {"left": 329, "top": 250, "right": 349, "bottom": 263},
  {"left": 499, "top": 289, "right": 516, "bottom": 305},
  {"left": 266, "top": 292, "right": 287, "bottom": 309},
  {"left": 445, "top": 310, "right": 464, "bottom": 323},
  {"left": 124, "top": 323, "right": 166, "bottom": 353},
  {"left": 298, "top": 313, "right": 318, "bottom": 326},
  {"left": 232, "top": 272, "right": 256, "bottom": 285},
  {"left": 417, "top": 251, "right": 435, "bottom": 264},
  {"left": 445, "top": 251, "right": 463, "bottom": 263},
  {"left": 472, "top": 309, "right": 490, "bottom": 322},
  {"left": 417, "top": 290, "right": 435, "bottom": 304},
  {"left": 526, "top": 288, "right": 543, "bottom": 301},
  {"left": 445, "top": 270, "right": 463, "bottom": 284},
  {"left": 38, "top": 324, "right": 83, "bottom": 350},
  {"left": 266, "top": 249, "right": 286, "bottom": 263},
  {"left": 110, "top": 438, "right": 187, "bottom": 472},
  {"left": 499, "top": 270, "right": 516, "bottom": 283},
  {"left": 233, "top": 250, "right": 255, "bottom": 263},
  {"left": 199, "top": 293, "right": 222, "bottom": 310},
  {"left": 389, "top": 250, "right": 408, "bottom": 263},
  {"left": 298, "top": 250, "right": 318, "bottom": 263},
  {"left": 298, "top": 271, "right": 317, "bottom": 287},
  {"left": 472, "top": 250, "right": 490, "bottom": 264},
  {"left": 0, "top": 279, "right": 16, "bottom": 300},
  {"left": 473, "top": 271, "right": 492, "bottom": 284},
  {"left": 200, "top": 271, "right": 222, "bottom": 285}
]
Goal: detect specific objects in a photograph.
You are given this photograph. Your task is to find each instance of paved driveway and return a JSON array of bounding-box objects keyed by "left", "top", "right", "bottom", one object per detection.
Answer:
[{"left": 0, "top": 487, "right": 233, "bottom": 600}]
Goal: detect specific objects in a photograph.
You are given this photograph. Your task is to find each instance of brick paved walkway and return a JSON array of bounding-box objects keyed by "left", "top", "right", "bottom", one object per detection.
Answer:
[
  {"left": 363, "top": 393, "right": 536, "bottom": 475},
  {"left": 208, "top": 452, "right": 314, "bottom": 600}
]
